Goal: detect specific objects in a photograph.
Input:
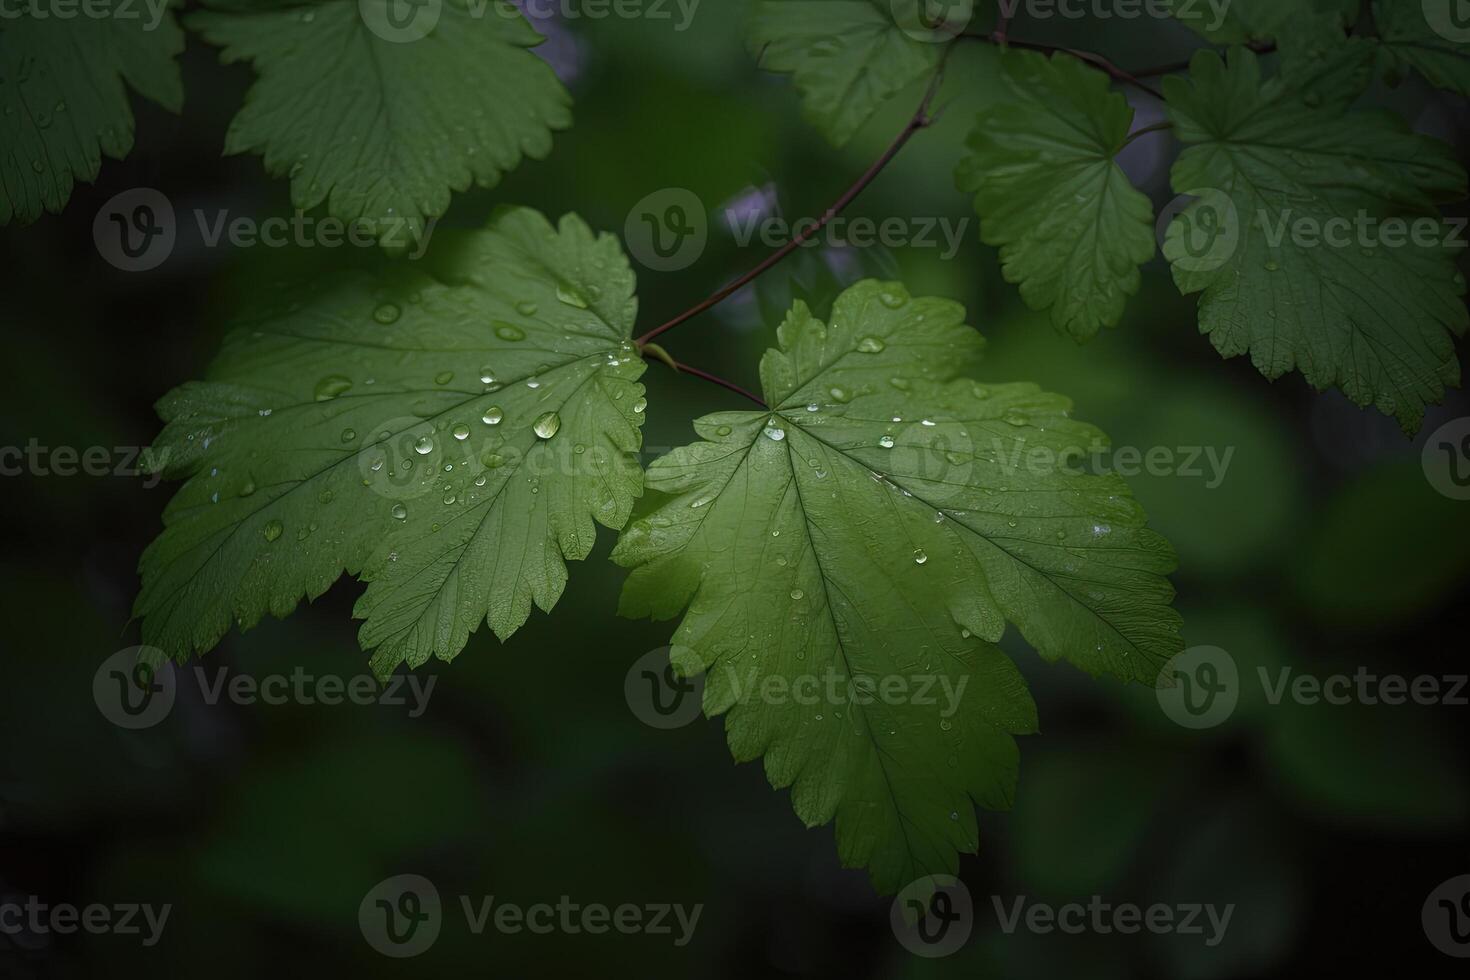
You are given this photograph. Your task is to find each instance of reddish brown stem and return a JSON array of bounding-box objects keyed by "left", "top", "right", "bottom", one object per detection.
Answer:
[
  {"left": 672, "top": 360, "right": 767, "bottom": 408},
  {"left": 967, "top": 33, "right": 1167, "bottom": 100},
  {"left": 634, "top": 52, "right": 952, "bottom": 349}
]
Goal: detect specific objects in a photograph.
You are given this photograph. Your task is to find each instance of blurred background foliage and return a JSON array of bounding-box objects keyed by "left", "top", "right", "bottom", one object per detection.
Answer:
[{"left": 1, "top": 2, "right": 1467, "bottom": 977}]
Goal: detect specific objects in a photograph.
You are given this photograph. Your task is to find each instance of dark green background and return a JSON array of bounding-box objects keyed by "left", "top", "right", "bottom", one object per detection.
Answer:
[{"left": 2, "top": 3, "right": 1468, "bottom": 976}]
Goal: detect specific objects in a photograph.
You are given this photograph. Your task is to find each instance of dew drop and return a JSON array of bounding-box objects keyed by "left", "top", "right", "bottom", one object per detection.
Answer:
[
  {"left": 341, "top": 428, "right": 356, "bottom": 443},
  {"left": 856, "top": 335, "right": 887, "bottom": 353},
  {"left": 715, "top": 425, "right": 732, "bottom": 437},
  {"left": 493, "top": 321, "right": 526, "bottom": 341},
  {"left": 314, "top": 375, "right": 353, "bottom": 401},
  {"left": 763, "top": 421, "right": 786, "bottom": 441},
  {"left": 515, "top": 301, "right": 539, "bottom": 316},
  {"left": 434, "top": 371, "right": 454, "bottom": 385},
  {"left": 482, "top": 406, "right": 503, "bottom": 425},
  {"left": 263, "top": 519, "right": 284, "bottom": 542},
  {"left": 913, "top": 549, "right": 928, "bottom": 565},
  {"left": 414, "top": 435, "right": 434, "bottom": 455},
  {"left": 556, "top": 285, "right": 589, "bottom": 309},
  {"left": 790, "top": 589, "right": 805, "bottom": 600},
  {"left": 632, "top": 397, "right": 647, "bottom": 414},
  {"left": 391, "top": 503, "right": 408, "bottom": 520},
  {"left": 372, "top": 303, "right": 400, "bottom": 325},
  {"left": 452, "top": 423, "right": 471, "bottom": 441},
  {"left": 879, "top": 435, "right": 895, "bottom": 449},
  {"left": 533, "top": 411, "right": 562, "bottom": 439}
]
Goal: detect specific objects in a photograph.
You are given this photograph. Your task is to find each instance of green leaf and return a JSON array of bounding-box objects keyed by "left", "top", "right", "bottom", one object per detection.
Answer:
[
  {"left": 1163, "top": 0, "right": 1356, "bottom": 44},
  {"left": 613, "top": 280, "right": 1181, "bottom": 891},
  {"left": 1373, "top": 0, "right": 1470, "bottom": 97},
  {"left": 746, "top": 0, "right": 945, "bottom": 146},
  {"left": 188, "top": 0, "right": 571, "bottom": 249},
  {"left": 1163, "top": 49, "right": 1467, "bottom": 434},
  {"left": 0, "top": 0, "right": 183, "bottom": 225},
  {"left": 135, "top": 208, "right": 647, "bottom": 677},
  {"left": 955, "top": 50, "right": 1155, "bottom": 340}
]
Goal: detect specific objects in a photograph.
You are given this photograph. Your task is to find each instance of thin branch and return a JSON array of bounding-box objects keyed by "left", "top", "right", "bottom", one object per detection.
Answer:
[
  {"left": 1124, "top": 120, "right": 1174, "bottom": 145},
  {"left": 669, "top": 359, "right": 767, "bottom": 408},
  {"left": 1131, "top": 42, "right": 1277, "bottom": 78},
  {"left": 961, "top": 32, "right": 1166, "bottom": 101},
  {"left": 633, "top": 50, "right": 953, "bottom": 349}
]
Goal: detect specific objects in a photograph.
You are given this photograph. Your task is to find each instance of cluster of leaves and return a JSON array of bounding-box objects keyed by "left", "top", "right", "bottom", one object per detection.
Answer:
[
  {"left": 30, "top": 0, "right": 1462, "bottom": 891},
  {"left": 750, "top": 0, "right": 1470, "bottom": 433},
  {"left": 2, "top": 0, "right": 568, "bottom": 245},
  {"left": 133, "top": 202, "right": 1182, "bottom": 890}
]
